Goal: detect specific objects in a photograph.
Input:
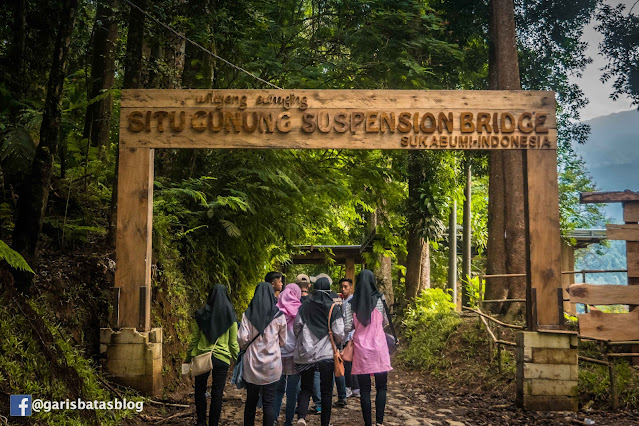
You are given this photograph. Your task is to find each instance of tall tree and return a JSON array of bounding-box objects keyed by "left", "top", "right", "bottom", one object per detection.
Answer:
[
  {"left": 596, "top": 3, "right": 639, "bottom": 108},
  {"left": 83, "top": 0, "right": 119, "bottom": 152},
  {"left": 12, "top": 0, "right": 79, "bottom": 291},
  {"left": 461, "top": 159, "right": 472, "bottom": 307},
  {"left": 484, "top": 0, "right": 526, "bottom": 317}
]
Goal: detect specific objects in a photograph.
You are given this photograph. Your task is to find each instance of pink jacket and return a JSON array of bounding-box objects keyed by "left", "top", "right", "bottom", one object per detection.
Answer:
[{"left": 351, "top": 308, "right": 392, "bottom": 375}]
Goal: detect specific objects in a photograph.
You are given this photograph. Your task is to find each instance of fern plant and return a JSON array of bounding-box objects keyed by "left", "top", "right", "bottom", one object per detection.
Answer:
[{"left": 0, "top": 240, "right": 34, "bottom": 273}]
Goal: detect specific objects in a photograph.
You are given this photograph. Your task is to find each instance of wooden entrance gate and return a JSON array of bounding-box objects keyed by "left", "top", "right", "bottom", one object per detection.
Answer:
[{"left": 115, "top": 89, "right": 561, "bottom": 330}]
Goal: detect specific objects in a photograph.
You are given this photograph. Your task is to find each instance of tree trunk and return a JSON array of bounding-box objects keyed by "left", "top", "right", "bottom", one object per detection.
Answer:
[
  {"left": 123, "top": 0, "right": 147, "bottom": 90},
  {"left": 448, "top": 197, "right": 458, "bottom": 308},
  {"left": 83, "top": 0, "right": 119, "bottom": 152},
  {"left": 485, "top": 0, "right": 526, "bottom": 318},
  {"left": 108, "top": 0, "right": 147, "bottom": 247},
  {"left": 375, "top": 255, "right": 394, "bottom": 309},
  {"left": 405, "top": 151, "right": 427, "bottom": 303},
  {"left": 10, "top": 0, "right": 27, "bottom": 99},
  {"left": 405, "top": 225, "right": 424, "bottom": 303},
  {"left": 12, "top": 0, "right": 79, "bottom": 292},
  {"left": 461, "top": 161, "right": 472, "bottom": 307},
  {"left": 369, "top": 208, "right": 394, "bottom": 306},
  {"left": 418, "top": 238, "right": 430, "bottom": 293}
]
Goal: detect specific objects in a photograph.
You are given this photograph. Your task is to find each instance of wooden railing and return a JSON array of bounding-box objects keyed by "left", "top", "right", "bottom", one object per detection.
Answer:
[{"left": 468, "top": 271, "right": 639, "bottom": 408}]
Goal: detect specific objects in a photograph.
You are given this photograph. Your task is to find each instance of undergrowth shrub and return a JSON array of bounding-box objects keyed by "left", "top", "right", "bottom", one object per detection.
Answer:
[
  {"left": 0, "top": 291, "right": 141, "bottom": 424},
  {"left": 399, "top": 288, "right": 461, "bottom": 371},
  {"left": 578, "top": 340, "right": 639, "bottom": 408}
]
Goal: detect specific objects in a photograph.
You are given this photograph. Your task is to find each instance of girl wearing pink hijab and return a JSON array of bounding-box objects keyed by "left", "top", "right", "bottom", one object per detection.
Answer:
[{"left": 273, "top": 283, "right": 303, "bottom": 426}]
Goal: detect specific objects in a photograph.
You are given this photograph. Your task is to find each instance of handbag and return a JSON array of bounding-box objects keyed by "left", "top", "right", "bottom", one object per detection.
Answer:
[
  {"left": 382, "top": 298, "right": 399, "bottom": 354},
  {"left": 231, "top": 333, "right": 260, "bottom": 389},
  {"left": 189, "top": 334, "right": 221, "bottom": 378},
  {"left": 191, "top": 350, "right": 213, "bottom": 377},
  {"left": 341, "top": 339, "right": 354, "bottom": 362},
  {"left": 327, "top": 303, "right": 345, "bottom": 377}
]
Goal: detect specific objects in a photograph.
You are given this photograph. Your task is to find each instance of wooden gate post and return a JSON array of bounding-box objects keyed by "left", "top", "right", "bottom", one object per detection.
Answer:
[
  {"left": 114, "top": 147, "right": 154, "bottom": 331},
  {"left": 101, "top": 146, "right": 161, "bottom": 396},
  {"left": 523, "top": 149, "right": 562, "bottom": 328}
]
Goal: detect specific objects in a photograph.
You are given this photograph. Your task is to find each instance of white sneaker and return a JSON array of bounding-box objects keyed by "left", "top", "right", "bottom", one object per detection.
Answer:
[
  {"left": 346, "top": 387, "right": 353, "bottom": 398},
  {"left": 297, "top": 419, "right": 306, "bottom": 425}
]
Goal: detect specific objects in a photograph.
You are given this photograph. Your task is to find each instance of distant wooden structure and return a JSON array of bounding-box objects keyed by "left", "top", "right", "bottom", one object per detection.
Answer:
[
  {"left": 568, "top": 190, "right": 639, "bottom": 341},
  {"left": 287, "top": 244, "right": 373, "bottom": 282}
]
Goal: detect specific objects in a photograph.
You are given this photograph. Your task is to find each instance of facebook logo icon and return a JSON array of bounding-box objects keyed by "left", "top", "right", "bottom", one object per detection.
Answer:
[{"left": 10, "top": 395, "right": 32, "bottom": 416}]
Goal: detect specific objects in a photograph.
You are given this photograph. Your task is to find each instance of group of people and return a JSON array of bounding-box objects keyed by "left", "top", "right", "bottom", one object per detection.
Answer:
[{"left": 185, "top": 269, "right": 393, "bottom": 426}]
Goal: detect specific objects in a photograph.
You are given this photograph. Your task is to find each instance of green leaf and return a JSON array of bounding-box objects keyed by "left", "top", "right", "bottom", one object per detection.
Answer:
[{"left": 0, "top": 240, "right": 34, "bottom": 273}]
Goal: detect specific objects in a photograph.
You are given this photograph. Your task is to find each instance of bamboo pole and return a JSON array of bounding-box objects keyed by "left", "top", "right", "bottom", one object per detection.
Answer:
[{"left": 462, "top": 306, "right": 525, "bottom": 330}]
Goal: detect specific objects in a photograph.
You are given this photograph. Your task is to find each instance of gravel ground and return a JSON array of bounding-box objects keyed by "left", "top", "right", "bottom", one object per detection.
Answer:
[{"left": 134, "top": 364, "right": 639, "bottom": 425}]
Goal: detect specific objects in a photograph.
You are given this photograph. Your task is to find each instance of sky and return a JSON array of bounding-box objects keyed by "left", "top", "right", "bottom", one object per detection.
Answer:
[{"left": 571, "top": 0, "right": 637, "bottom": 121}]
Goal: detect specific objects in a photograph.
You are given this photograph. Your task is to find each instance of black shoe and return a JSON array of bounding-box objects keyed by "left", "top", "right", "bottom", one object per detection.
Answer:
[
  {"left": 335, "top": 399, "right": 347, "bottom": 408},
  {"left": 308, "top": 405, "right": 321, "bottom": 415}
]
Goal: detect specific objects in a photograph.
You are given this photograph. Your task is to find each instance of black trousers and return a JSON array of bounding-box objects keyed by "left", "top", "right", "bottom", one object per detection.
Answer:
[
  {"left": 357, "top": 372, "right": 388, "bottom": 426},
  {"left": 298, "top": 359, "right": 334, "bottom": 426},
  {"left": 345, "top": 360, "right": 359, "bottom": 390},
  {"left": 194, "top": 356, "right": 229, "bottom": 426},
  {"left": 244, "top": 380, "right": 277, "bottom": 426}
]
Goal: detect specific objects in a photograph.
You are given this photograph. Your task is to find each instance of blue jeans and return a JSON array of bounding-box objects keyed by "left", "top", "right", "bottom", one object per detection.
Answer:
[
  {"left": 274, "top": 373, "right": 300, "bottom": 426},
  {"left": 313, "top": 370, "right": 321, "bottom": 407}
]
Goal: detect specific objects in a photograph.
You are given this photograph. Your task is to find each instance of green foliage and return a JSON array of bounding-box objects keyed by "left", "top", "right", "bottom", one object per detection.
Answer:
[
  {"left": 580, "top": 360, "right": 639, "bottom": 409},
  {"left": 400, "top": 288, "right": 461, "bottom": 371},
  {"left": 596, "top": 4, "right": 639, "bottom": 107},
  {"left": 576, "top": 241, "right": 627, "bottom": 285},
  {"left": 0, "top": 295, "right": 139, "bottom": 424},
  {"left": 0, "top": 240, "right": 34, "bottom": 273},
  {"left": 557, "top": 139, "right": 606, "bottom": 234},
  {"left": 0, "top": 127, "right": 36, "bottom": 184},
  {"left": 464, "top": 276, "right": 482, "bottom": 308}
]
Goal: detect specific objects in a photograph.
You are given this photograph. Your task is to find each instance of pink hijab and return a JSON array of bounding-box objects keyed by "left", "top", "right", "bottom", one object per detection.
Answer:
[{"left": 276, "top": 283, "right": 302, "bottom": 327}]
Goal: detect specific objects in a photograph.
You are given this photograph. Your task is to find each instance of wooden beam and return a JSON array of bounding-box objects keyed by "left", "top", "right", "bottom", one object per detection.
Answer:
[
  {"left": 628, "top": 242, "right": 639, "bottom": 279},
  {"left": 567, "top": 284, "right": 639, "bottom": 305},
  {"left": 578, "top": 310, "right": 639, "bottom": 341},
  {"left": 523, "top": 149, "right": 562, "bottom": 326},
  {"left": 624, "top": 202, "right": 639, "bottom": 223},
  {"left": 119, "top": 89, "right": 557, "bottom": 150},
  {"left": 606, "top": 224, "right": 639, "bottom": 241},
  {"left": 114, "top": 147, "right": 153, "bottom": 330},
  {"left": 580, "top": 190, "right": 639, "bottom": 204}
]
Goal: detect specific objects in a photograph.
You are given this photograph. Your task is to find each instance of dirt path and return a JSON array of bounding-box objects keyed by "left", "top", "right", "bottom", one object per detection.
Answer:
[{"left": 134, "top": 365, "right": 639, "bottom": 425}]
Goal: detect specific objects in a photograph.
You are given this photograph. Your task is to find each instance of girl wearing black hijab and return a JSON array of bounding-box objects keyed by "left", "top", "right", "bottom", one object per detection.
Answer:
[
  {"left": 343, "top": 270, "right": 392, "bottom": 426},
  {"left": 238, "top": 282, "right": 287, "bottom": 426},
  {"left": 185, "top": 284, "right": 239, "bottom": 426},
  {"left": 293, "top": 277, "right": 345, "bottom": 426}
]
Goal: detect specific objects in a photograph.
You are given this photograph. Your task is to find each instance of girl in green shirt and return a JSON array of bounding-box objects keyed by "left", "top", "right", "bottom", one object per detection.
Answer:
[{"left": 185, "top": 284, "right": 240, "bottom": 426}]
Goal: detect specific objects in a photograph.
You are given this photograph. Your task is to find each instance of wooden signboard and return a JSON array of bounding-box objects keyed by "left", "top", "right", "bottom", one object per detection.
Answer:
[
  {"left": 119, "top": 90, "right": 557, "bottom": 150},
  {"left": 115, "top": 89, "right": 562, "bottom": 331},
  {"left": 567, "top": 284, "right": 639, "bottom": 305},
  {"left": 578, "top": 310, "right": 639, "bottom": 341},
  {"left": 624, "top": 202, "right": 639, "bottom": 223},
  {"left": 606, "top": 224, "right": 639, "bottom": 241}
]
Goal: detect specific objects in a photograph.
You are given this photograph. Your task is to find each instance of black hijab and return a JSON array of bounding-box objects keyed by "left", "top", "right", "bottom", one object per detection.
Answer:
[
  {"left": 194, "top": 284, "right": 237, "bottom": 343},
  {"left": 245, "top": 282, "right": 281, "bottom": 335},
  {"left": 299, "top": 277, "right": 342, "bottom": 340},
  {"left": 351, "top": 269, "right": 382, "bottom": 327}
]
